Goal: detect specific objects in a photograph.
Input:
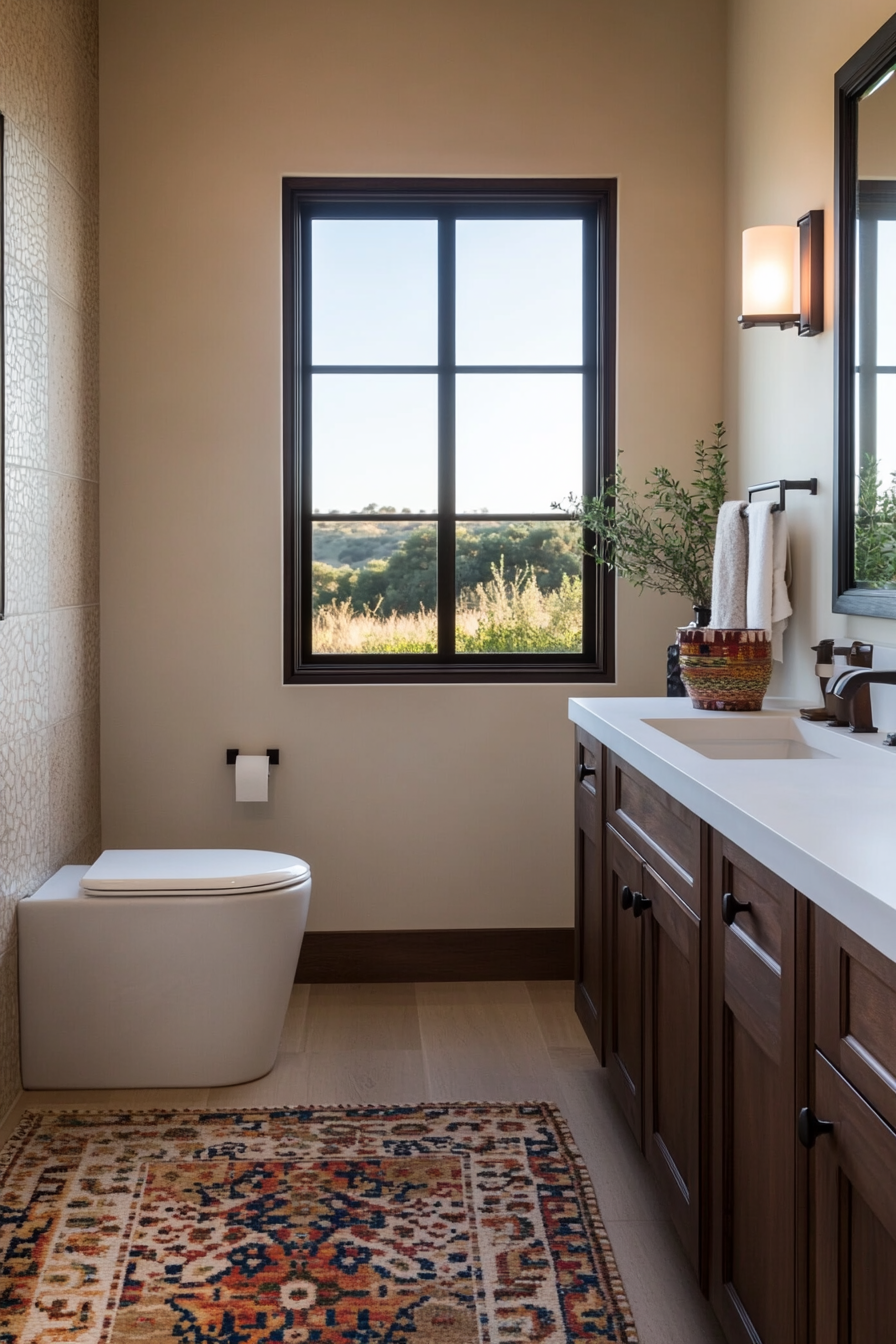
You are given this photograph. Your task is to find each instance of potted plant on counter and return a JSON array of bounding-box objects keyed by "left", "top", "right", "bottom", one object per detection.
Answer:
[{"left": 556, "top": 422, "right": 728, "bottom": 694}]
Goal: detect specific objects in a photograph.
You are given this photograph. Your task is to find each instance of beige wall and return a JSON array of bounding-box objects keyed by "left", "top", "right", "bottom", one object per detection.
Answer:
[
  {"left": 100, "top": 0, "right": 726, "bottom": 933},
  {"left": 0, "top": 0, "right": 100, "bottom": 1116},
  {"left": 726, "top": 0, "right": 896, "bottom": 702}
]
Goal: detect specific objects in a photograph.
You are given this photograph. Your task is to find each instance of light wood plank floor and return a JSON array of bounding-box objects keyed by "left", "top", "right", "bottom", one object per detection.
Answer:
[{"left": 1, "top": 981, "right": 724, "bottom": 1344}]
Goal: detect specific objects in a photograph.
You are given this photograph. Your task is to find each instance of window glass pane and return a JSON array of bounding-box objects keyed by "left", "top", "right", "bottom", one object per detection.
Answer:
[
  {"left": 877, "top": 373, "right": 896, "bottom": 481},
  {"left": 878, "top": 221, "right": 896, "bottom": 365},
  {"left": 455, "top": 521, "right": 583, "bottom": 653},
  {"left": 312, "top": 520, "right": 437, "bottom": 653},
  {"left": 311, "top": 220, "right": 438, "bottom": 365},
  {"left": 455, "top": 374, "right": 582, "bottom": 513},
  {"left": 456, "top": 220, "right": 582, "bottom": 365},
  {"left": 312, "top": 374, "right": 438, "bottom": 513}
]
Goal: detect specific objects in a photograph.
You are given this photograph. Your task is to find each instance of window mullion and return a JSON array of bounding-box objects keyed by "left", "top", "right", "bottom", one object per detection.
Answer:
[{"left": 437, "top": 214, "right": 456, "bottom": 660}]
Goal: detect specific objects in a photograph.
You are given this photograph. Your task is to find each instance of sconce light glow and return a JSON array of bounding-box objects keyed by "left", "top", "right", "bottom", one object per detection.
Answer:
[
  {"left": 739, "top": 211, "right": 823, "bottom": 336},
  {"left": 741, "top": 226, "right": 799, "bottom": 319}
]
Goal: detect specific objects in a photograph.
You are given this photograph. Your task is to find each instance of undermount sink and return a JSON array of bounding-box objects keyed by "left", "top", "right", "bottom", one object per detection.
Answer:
[{"left": 642, "top": 715, "right": 836, "bottom": 760}]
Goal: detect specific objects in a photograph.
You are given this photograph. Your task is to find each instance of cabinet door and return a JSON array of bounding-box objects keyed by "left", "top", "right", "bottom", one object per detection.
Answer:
[
  {"left": 710, "top": 836, "right": 807, "bottom": 1344},
  {"left": 574, "top": 729, "right": 604, "bottom": 1061},
  {"left": 606, "top": 825, "right": 645, "bottom": 1146},
  {"left": 643, "top": 861, "right": 702, "bottom": 1276},
  {"left": 813, "top": 1052, "right": 896, "bottom": 1344}
]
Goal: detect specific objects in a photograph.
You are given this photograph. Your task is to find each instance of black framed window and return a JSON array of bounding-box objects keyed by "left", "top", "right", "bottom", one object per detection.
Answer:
[{"left": 283, "top": 178, "right": 616, "bottom": 683}]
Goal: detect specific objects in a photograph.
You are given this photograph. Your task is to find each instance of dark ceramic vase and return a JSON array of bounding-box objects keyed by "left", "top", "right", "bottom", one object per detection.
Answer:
[
  {"left": 666, "top": 644, "right": 687, "bottom": 697},
  {"left": 667, "top": 606, "right": 711, "bottom": 697}
]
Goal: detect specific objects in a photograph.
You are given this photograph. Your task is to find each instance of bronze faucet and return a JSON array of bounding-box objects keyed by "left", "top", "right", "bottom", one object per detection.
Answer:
[{"left": 824, "top": 665, "right": 896, "bottom": 734}]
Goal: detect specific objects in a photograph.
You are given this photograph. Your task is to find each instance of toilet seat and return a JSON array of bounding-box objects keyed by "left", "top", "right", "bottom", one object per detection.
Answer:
[{"left": 80, "top": 848, "right": 311, "bottom": 896}]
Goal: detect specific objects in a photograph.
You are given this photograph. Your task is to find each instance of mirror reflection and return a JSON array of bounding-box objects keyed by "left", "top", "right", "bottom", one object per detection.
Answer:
[{"left": 854, "top": 66, "right": 896, "bottom": 587}]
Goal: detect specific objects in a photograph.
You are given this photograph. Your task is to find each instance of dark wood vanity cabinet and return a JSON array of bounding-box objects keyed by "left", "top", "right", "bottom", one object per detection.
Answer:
[
  {"left": 573, "top": 733, "right": 896, "bottom": 1344},
  {"left": 573, "top": 728, "right": 603, "bottom": 1061},
  {"left": 809, "top": 911, "right": 896, "bottom": 1342},
  {"left": 600, "top": 753, "right": 706, "bottom": 1278},
  {"left": 709, "top": 835, "right": 807, "bottom": 1344}
]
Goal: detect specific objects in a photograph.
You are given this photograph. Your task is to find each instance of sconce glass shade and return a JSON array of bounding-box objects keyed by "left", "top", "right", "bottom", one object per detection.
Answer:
[{"left": 741, "top": 225, "right": 800, "bottom": 325}]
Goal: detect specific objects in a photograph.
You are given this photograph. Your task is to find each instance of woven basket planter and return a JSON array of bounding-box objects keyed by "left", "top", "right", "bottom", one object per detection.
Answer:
[{"left": 676, "top": 627, "right": 772, "bottom": 712}]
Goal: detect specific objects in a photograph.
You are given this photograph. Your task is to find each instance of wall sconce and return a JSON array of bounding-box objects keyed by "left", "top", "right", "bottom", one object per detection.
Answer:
[{"left": 738, "top": 210, "right": 823, "bottom": 336}]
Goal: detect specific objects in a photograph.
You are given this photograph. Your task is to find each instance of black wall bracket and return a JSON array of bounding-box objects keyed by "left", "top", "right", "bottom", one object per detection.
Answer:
[
  {"left": 226, "top": 748, "right": 280, "bottom": 766},
  {"left": 746, "top": 478, "right": 818, "bottom": 512}
]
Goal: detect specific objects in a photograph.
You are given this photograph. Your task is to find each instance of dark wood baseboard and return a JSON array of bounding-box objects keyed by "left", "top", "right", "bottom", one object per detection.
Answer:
[{"left": 295, "top": 928, "right": 574, "bottom": 983}]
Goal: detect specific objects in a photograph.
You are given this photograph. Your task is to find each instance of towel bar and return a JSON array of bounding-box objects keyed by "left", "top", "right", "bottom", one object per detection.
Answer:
[{"left": 744, "top": 478, "right": 818, "bottom": 512}]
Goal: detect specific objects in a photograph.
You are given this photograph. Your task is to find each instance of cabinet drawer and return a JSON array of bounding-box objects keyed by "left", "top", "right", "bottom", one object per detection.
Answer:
[
  {"left": 814, "top": 907, "right": 896, "bottom": 1133},
  {"left": 607, "top": 751, "right": 702, "bottom": 913}
]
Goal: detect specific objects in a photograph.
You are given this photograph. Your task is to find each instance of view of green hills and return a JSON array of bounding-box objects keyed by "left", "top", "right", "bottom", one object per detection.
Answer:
[{"left": 310, "top": 513, "right": 584, "bottom": 654}]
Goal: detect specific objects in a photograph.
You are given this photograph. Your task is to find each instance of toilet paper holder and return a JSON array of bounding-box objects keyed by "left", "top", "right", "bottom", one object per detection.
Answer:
[{"left": 226, "top": 748, "right": 280, "bottom": 766}]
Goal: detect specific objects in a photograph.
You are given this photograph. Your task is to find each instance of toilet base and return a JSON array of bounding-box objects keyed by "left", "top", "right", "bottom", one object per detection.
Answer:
[{"left": 18, "top": 866, "right": 311, "bottom": 1089}]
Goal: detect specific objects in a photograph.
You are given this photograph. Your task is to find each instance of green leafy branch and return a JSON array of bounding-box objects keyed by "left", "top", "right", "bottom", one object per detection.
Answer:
[
  {"left": 554, "top": 422, "right": 728, "bottom": 610},
  {"left": 855, "top": 453, "right": 896, "bottom": 587}
]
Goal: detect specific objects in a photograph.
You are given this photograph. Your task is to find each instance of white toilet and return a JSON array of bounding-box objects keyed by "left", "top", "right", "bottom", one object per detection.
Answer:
[{"left": 18, "top": 848, "right": 311, "bottom": 1090}]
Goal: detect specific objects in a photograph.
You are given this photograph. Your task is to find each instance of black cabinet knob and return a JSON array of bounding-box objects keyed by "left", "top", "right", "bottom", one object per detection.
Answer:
[
  {"left": 578, "top": 762, "right": 596, "bottom": 782},
  {"left": 722, "top": 891, "right": 752, "bottom": 926},
  {"left": 620, "top": 884, "right": 634, "bottom": 911},
  {"left": 798, "top": 1106, "right": 834, "bottom": 1149},
  {"left": 633, "top": 891, "right": 652, "bottom": 919}
]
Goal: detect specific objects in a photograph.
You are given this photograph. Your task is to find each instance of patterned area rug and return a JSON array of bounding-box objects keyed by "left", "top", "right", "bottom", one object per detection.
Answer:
[{"left": 0, "top": 1102, "right": 638, "bottom": 1342}]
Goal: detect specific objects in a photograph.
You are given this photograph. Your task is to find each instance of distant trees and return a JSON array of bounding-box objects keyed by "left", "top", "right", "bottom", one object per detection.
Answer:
[{"left": 311, "top": 521, "right": 581, "bottom": 615}]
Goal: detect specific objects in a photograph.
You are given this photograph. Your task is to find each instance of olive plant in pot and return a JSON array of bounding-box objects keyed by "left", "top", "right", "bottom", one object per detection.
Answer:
[{"left": 556, "top": 422, "right": 728, "bottom": 695}]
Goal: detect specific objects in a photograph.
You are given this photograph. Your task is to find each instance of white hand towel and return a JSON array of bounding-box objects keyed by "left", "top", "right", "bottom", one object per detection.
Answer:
[
  {"left": 711, "top": 501, "right": 748, "bottom": 627},
  {"left": 770, "top": 512, "right": 792, "bottom": 662},
  {"left": 746, "top": 501, "right": 776, "bottom": 636}
]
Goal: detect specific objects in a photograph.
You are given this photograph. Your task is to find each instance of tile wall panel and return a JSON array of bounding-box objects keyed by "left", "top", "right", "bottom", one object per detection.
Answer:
[
  {"left": 0, "top": 0, "right": 49, "bottom": 155},
  {"left": 5, "top": 466, "right": 49, "bottom": 616},
  {"left": 0, "top": 0, "right": 99, "bottom": 1118},
  {"left": 0, "top": 613, "right": 49, "bottom": 743},
  {"left": 0, "top": 728, "right": 51, "bottom": 911},
  {"left": 48, "top": 473, "right": 99, "bottom": 607},
  {"left": 48, "top": 31, "right": 98, "bottom": 206},
  {"left": 48, "top": 166, "right": 98, "bottom": 314},
  {"left": 49, "top": 293, "right": 98, "bottom": 480},
  {"left": 5, "top": 257, "right": 48, "bottom": 470},
  {"left": 60, "top": 825, "right": 101, "bottom": 868},
  {"left": 53, "top": 0, "right": 99, "bottom": 81},
  {"left": 49, "top": 704, "right": 99, "bottom": 870},
  {"left": 49, "top": 603, "right": 98, "bottom": 723},
  {"left": 5, "top": 121, "right": 48, "bottom": 282}
]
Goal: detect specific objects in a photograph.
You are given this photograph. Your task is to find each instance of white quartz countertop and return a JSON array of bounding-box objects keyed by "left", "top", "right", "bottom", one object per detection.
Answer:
[{"left": 569, "top": 696, "right": 896, "bottom": 960}]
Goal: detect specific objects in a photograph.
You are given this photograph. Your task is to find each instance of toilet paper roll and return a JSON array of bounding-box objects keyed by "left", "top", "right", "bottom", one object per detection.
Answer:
[{"left": 234, "top": 754, "right": 270, "bottom": 803}]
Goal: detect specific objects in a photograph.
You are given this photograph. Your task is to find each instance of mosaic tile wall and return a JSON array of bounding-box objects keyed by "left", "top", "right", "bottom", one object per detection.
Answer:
[{"left": 0, "top": 0, "right": 100, "bottom": 1117}]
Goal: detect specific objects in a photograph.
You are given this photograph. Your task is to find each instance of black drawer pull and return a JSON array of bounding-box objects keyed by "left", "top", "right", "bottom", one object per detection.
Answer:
[
  {"left": 798, "top": 1106, "right": 834, "bottom": 1149},
  {"left": 722, "top": 891, "right": 752, "bottom": 926},
  {"left": 578, "top": 762, "right": 596, "bottom": 782},
  {"left": 620, "top": 884, "right": 634, "bottom": 911},
  {"left": 633, "top": 891, "right": 652, "bottom": 919}
]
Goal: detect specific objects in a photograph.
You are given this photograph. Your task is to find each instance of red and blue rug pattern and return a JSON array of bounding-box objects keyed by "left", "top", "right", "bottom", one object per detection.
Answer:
[{"left": 0, "top": 1102, "right": 638, "bottom": 1342}]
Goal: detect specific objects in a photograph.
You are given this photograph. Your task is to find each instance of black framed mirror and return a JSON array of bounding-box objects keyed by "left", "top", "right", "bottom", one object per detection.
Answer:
[{"left": 834, "top": 12, "right": 896, "bottom": 616}]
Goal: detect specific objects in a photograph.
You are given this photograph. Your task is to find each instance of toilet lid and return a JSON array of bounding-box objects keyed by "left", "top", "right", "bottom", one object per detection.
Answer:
[{"left": 80, "top": 849, "right": 310, "bottom": 895}]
